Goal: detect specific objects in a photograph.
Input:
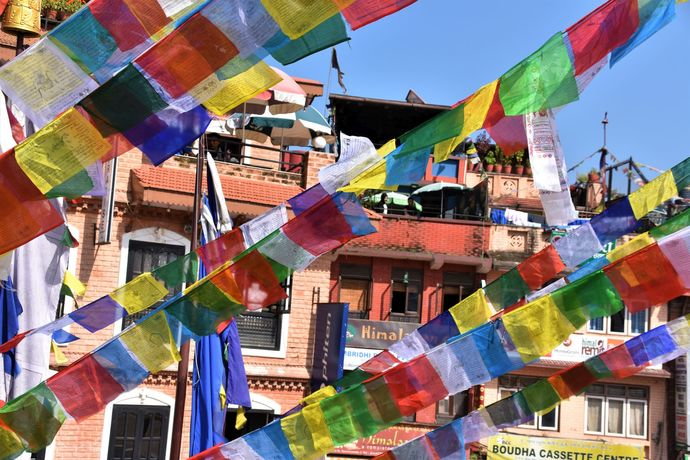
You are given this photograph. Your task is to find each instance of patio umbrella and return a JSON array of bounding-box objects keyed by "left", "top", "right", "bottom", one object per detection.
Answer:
[
  {"left": 411, "top": 183, "right": 469, "bottom": 195},
  {"left": 232, "top": 67, "right": 307, "bottom": 116},
  {"left": 269, "top": 106, "right": 335, "bottom": 147}
]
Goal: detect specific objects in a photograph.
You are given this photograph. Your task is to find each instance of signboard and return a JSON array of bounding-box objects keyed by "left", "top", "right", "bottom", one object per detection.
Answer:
[
  {"left": 488, "top": 433, "right": 645, "bottom": 460},
  {"left": 310, "top": 303, "right": 348, "bottom": 392},
  {"left": 548, "top": 335, "right": 607, "bottom": 362},
  {"left": 346, "top": 319, "right": 418, "bottom": 349},
  {"left": 344, "top": 347, "right": 378, "bottom": 370},
  {"left": 334, "top": 425, "right": 431, "bottom": 456},
  {"left": 96, "top": 157, "right": 117, "bottom": 244},
  {"left": 676, "top": 353, "right": 688, "bottom": 450}
]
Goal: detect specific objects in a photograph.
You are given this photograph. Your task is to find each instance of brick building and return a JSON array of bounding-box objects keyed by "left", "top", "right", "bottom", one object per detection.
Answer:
[{"left": 24, "top": 84, "right": 674, "bottom": 460}]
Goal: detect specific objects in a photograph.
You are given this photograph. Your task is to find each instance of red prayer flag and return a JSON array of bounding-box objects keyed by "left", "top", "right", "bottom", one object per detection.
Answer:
[
  {"left": 342, "top": 0, "right": 418, "bottom": 30},
  {"left": 384, "top": 356, "right": 448, "bottom": 416},
  {"left": 604, "top": 244, "right": 687, "bottom": 313},
  {"left": 196, "top": 228, "right": 245, "bottom": 271},
  {"left": 549, "top": 362, "right": 597, "bottom": 398},
  {"left": 599, "top": 345, "right": 643, "bottom": 378},
  {"left": 46, "top": 355, "right": 124, "bottom": 421},
  {"left": 0, "top": 149, "right": 64, "bottom": 255},
  {"left": 482, "top": 81, "right": 528, "bottom": 155},
  {"left": 565, "top": 0, "right": 639, "bottom": 75},
  {"left": 517, "top": 245, "right": 567, "bottom": 290},
  {"left": 89, "top": 0, "right": 152, "bottom": 51},
  {"left": 359, "top": 350, "right": 401, "bottom": 375},
  {"left": 135, "top": 14, "right": 239, "bottom": 99},
  {"left": 282, "top": 195, "right": 355, "bottom": 256}
]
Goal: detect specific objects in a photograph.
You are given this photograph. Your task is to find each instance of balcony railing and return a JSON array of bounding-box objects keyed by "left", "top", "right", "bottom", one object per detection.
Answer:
[{"left": 182, "top": 136, "right": 309, "bottom": 187}]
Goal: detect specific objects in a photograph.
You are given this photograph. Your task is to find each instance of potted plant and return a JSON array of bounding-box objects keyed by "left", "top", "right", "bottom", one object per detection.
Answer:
[
  {"left": 524, "top": 153, "right": 532, "bottom": 176},
  {"left": 500, "top": 148, "right": 513, "bottom": 174},
  {"left": 42, "top": 0, "right": 59, "bottom": 20},
  {"left": 494, "top": 148, "right": 504, "bottom": 174},
  {"left": 587, "top": 168, "right": 601, "bottom": 182},
  {"left": 57, "top": 0, "right": 83, "bottom": 20},
  {"left": 514, "top": 150, "right": 525, "bottom": 175},
  {"left": 484, "top": 151, "right": 496, "bottom": 172}
]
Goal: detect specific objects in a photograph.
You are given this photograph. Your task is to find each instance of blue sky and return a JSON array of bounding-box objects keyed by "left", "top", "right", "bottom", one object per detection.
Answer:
[{"left": 270, "top": 0, "right": 690, "bottom": 186}]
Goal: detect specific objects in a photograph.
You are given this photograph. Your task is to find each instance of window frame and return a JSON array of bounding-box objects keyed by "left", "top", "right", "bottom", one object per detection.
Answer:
[
  {"left": 586, "top": 307, "right": 649, "bottom": 336},
  {"left": 338, "top": 263, "right": 372, "bottom": 319},
  {"left": 584, "top": 385, "right": 648, "bottom": 439},
  {"left": 236, "top": 276, "right": 292, "bottom": 353},
  {"left": 390, "top": 268, "right": 423, "bottom": 323}
]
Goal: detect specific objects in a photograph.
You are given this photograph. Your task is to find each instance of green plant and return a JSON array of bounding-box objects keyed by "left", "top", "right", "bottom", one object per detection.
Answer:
[
  {"left": 42, "top": 0, "right": 61, "bottom": 9},
  {"left": 576, "top": 172, "right": 588, "bottom": 183},
  {"left": 485, "top": 151, "right": 496, "bottom": 165},
  {"left": 63, "top": 0, "right": 86, "bottom": 13},
  {"left": 513, "top": 150, "right": 525, "bottom": 165}
]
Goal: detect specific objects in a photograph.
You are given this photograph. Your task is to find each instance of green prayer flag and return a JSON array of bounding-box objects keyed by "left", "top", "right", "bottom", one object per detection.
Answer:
[
  {"left": 551, "top": 270, "right": 624, "bottom": 328},
  {"left": 322, "top": 392, "right": 361, "bottom": 445},
  {"left": 672, "top": 157, "right": 690, "bottom": 191},
  {"left": 398, "top": 104, "right": 465, "bottom": 155},
  {"left": 650, "top": 208, "right": 690, "bottom": 240},
  {"left": 269, "top": 14, "right": 350, "bottom": 66},
  {"left": 166, "top": 296, "right": 234, "bottom": 336},
  {"left": 343, "top": 385, "right": 396, "bottom": 437},
  {"left": 0, "top": 383, "right": 66, "bottom": 451},
  {"left": 0, "top": 425, "right": 25, "bottom": 459},
  {"left": 484, "top": 267, "right": 530, "bottom": 309},
  {"left": 584, "top": 356, "right": 612, "bottom": 379},
  {"left": 152, "top": 253, "right": 199, "bottom": 291},
  {"left": 45, "top": 169, "right": 94, "bottom": 199},
  {"left": 521, "top": 379, "right": 561, "bottom": 414},
  {"left": 498, "top": 33, "right": 579, "bottom": 116}
]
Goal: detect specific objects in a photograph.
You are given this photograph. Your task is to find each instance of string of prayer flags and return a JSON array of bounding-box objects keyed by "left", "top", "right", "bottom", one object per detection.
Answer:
[
  {"left": 337, "top": 196, "right": 690, "bottom": 388},
  {"left": 192, "top": 224, "right": 690, "bottom": 460},
  {"left": 380, "top": 314, "right": 690, "bottom": 460}
]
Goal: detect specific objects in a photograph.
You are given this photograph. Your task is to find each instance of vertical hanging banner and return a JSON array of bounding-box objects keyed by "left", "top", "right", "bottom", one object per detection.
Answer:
[
  {"left": 310, "top": 303, "right": 349, "bottom": 392},
  {"left": 96, "top": 157, "right": 117, "bottom": 244},
  {"left": 524, "top": 109, "right": 578, "bottom": 226}
]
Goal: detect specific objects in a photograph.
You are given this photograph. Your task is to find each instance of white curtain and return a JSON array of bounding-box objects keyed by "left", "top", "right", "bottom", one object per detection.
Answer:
[
  {"left": 628, "top": 401, "right": 646, "bottom": 436},
  {"left": 586, "top": 397, "right": 603, "bottom": 432},
  {"left": 607, "top": 399, "right": 625, "bottom": 434}
]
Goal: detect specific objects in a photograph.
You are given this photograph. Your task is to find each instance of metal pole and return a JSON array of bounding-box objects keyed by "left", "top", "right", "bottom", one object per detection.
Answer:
[
  {"left": 15, "top": 32, "right": 24, "bottom": 56},
  {"left": 169, "top": 134, "right": 205, "bottom": 460}
]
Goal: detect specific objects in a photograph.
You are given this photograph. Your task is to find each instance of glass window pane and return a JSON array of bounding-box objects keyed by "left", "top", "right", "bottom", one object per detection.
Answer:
[
  {"left": 607, "top": 399, "right": 625, "bottom": 434},
  {"left": 607, "top": 385, "right": 626, "bottom": 397},
  {"left": 586, "top": 384, "right": 605, "bottom": 396},
  {"left": 540, "top": 407, "right": 558, "bottom": 429},
  {"left": 628, "top": 401, "right": 646, "bottom": 437},
  {"left": 628, "top": 387, "right": 648, "bottom": 399},
  {"left": 586, "top": 397, "right": 603, "bottom": 432},
  {"left": 589, "top": 317, "right": 604, "bottom": 331},
  {"left": 610, "top": 309, "right": 625, "bottom": 333},
  {"left": 629, "top": 310, "right": 648, "bottom": 334}
]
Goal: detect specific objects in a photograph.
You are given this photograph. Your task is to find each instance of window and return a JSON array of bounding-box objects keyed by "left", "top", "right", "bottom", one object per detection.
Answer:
[
  {"left": 339, "top": 264, "right": 372, "bottom": 319},
  {"left": 225, "top": 408, "right": 275, "bottom": 442},
  {"left": 442, "top": 272, "right": 475, "bottom": 311},
  {"left": 390, "top": 268, "right": 422, "bottom": 323},
  {"left": 206, "top": 134, "right": 242, "bottom": 164},
  {"left": 236, "top": 277, "right": 291, "bottom": 350},
  {"left": 587, "top": 308, "right": 648, "bottom": 335},
  {"left": 107, "top": 405, "right": 170, "bottom": 460},
  {"left": 584, "top": 384, "right": 648, "bottom": 438},
  {"left": 123, "top": 241, "right": 185, "bottom": 328},
  {"left": 436, "top": 391, "right": 468, "bottom": 424},
  {"left": 498, "top": 376, "right": 558, "bottom": 431}
]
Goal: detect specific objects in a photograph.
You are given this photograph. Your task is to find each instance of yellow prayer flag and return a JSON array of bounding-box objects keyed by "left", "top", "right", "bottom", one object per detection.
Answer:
[
  {"left": 51, "top": 340, "right": 68, "bottom": 365},
  {"left": 235, "top": 406, "right": 247, "bottom": 430},
  {"left": 109, "top": 273, "right": 168, "bottom": 314},
  {"left": 434, "top": 80, "right": 498, "bottom": 163},
  {"left": 301, "top": 385, "right": 337, "bottom": 406},
  {"left": 260, "top": 0, "right": 351, "bottom": 39},
  {"left": 606, "top": 232, "right": 655, "bottom": 263},
  {"left": 203, "top": 61, "right": 281, "bottom": 116},
  {"left": 377, "top": 139, "right": 397, "bottom": 157},
  {"left": 628, "top": 170, "right": 678, "bottom": 219},
  {"left": 281, "top": 412, "right": 320, "bottom": 460},
  {"left": 449, "top": 289, "right": 493, "bottom": 334},
  {"left": 501, "top": 295, "right": 576, "bottom": 363},
  {"left": 302, "top": 403, "right": 335, "bottom": 455},
  {"left": 62, "top": 270, "right": 86, "bottom": 298},
  {"left": 338, "top": 160, "right": 396, "bottom": 194},
  {"left": 15, "top": 108, "right": 111, "bottom": 194},
  {"left": 120, "top": 312, "right": 181, "bottom": 373}
]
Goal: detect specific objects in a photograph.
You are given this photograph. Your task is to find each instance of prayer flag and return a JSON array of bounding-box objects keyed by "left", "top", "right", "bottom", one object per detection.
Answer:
[
  {"left": 611, "top": 0, "right": 676, "bottom": 65},
  {"left": 628, "top": 170, "right": 678, "bottom": 219},
  {"left": 268, "top": 15, "right": 349, "bottom": 66},
  {"left": 565, "top": 0, "right": 639, "bottom": 75},
  {"left": 517, "top": 246, "right": 566, "bottom": 290},
  {"left": 448, "top": 289, "right": 492, "bottom": 334},
  {"left": 342, "top": 0, "right": 417, "bottom": 30},
  {"left": 498, "top": 33, "right": 579, "bottom": 116},
  {"left": 120, "top": 311, "right": 181, "bottom": 373},
  {"left": 260, "top": 0, "right": 342, "bottom": 40},
  {"left": 109, "top": 273, "right": 168, "bottom": 314}
]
